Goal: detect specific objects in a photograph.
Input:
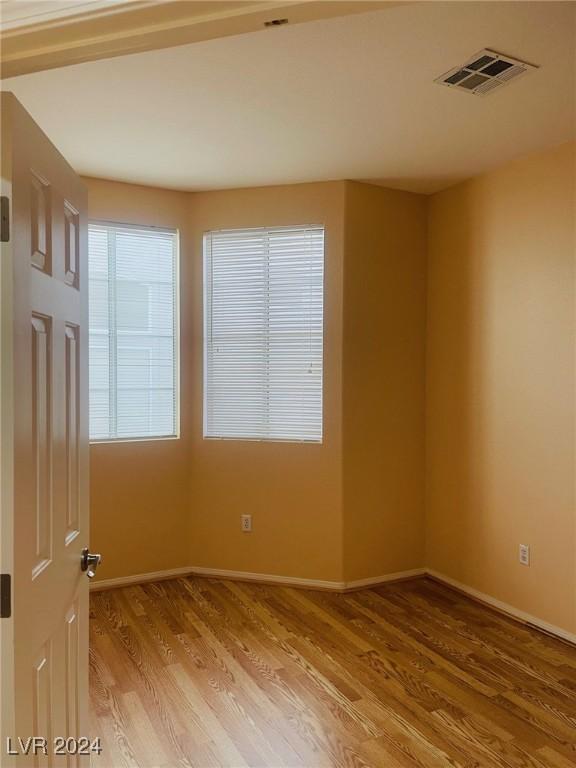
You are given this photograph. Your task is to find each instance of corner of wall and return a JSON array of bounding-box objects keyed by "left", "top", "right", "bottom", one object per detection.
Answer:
[
  {"left": 341, "top": 181, "right": 428, "bottom": 582},
  {"left": 424, "top": 141, "right": 576, "bottom": 635}
]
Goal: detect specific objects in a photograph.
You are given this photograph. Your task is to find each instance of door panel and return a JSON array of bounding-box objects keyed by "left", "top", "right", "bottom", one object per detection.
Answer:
[
  {"left": 63, "top": 203, "right": 79, "bottom": 289},
  {"left": 30, "top": 171, "right": 51, "bottom": 273},
  {"left": 1, "top": 92, "right": 89, "bottom": 766},
  {"left": 65, "top": 324, "right": 80, "bottom": 545},
  {"left": 32, "top": 646, "right": 52, "bottom": 759},
  {"left": 31, "top": 313, "right": 53, "bottom": 579},
  {"left": 64, "top": 601, "right": 81, "bottom": 763}
]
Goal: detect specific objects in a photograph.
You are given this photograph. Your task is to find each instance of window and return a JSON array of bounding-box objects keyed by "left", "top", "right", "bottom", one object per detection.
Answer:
[
  {"left": 88, "top": 222, "right": 178, "bottom": 441},
  {"left": 204, "top": 225, "right": 324, "bottom": 442}
]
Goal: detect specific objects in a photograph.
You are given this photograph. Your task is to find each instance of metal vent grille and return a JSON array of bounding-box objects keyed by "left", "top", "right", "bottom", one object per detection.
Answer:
[{"left": 435, "top": 49, "right": 537, "bottom": 96}]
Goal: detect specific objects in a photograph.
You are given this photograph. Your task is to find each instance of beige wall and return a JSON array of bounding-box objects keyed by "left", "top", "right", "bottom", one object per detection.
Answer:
[
  {"left": 425, "top": 142, "right": 576, "bottom": 634},
  {"left": 86, "top": 177, "right": 428, "bottom": 585},
  {"left": 343, "top": 182, "right": 427, "bottom": 580},
  {"left": 86, "top": 142, "right": 575, "bottom": 638},
  {"left": 86, "top": 179, "right": 348, "bottom": 583},
  {"left": 86, "top": 178, "right": 192, "bottom": 579},
  {"left": 187, "top": 182, "right": 346, "bottom": 581}
]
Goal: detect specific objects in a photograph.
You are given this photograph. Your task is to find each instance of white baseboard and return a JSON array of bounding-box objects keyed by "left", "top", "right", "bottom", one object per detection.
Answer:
[
  {"left": 189, "top": 566, "right": 345, "bottom": 590},
  {"left": 344, "top": 568, "right": 426, "bottom": 589},
  {"left": 89, "top": 564, "right": 576, "bottom": 646},
  {"left": 90, "top": 565, "right": 425, "bottom": 593},
  {"left": 90, "top": 566, "right": 196, "bottom": 591},
  {"left": 191, "top": 565, "right": 425, "bottom": 591},
  {"left": 427, "top": 569, "right": 576, "bottom": 646}
]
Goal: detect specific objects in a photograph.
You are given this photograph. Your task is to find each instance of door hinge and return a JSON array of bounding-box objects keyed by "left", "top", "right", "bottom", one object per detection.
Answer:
[
  {"left": 1, "top": 196, "right": 10, "bottom": 242},
  {"left": 0, "top": 574, "right": 11, "bottom": 618}
]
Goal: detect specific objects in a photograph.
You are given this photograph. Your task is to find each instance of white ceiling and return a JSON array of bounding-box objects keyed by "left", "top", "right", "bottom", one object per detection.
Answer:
[
  {"left": 0, "top": 0, "right": 138, "bottom": 30},
  {"left": 2, "top": 1, "right": 575, "bottom": 194}
]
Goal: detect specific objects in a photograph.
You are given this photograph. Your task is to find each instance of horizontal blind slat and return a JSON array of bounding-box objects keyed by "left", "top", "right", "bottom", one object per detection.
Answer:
[
  {"left": 88, "top": 223, "right": 178, "bottom": 441},
  {"left": 204, "top": 225, "right": 324, "bottom": 442}
]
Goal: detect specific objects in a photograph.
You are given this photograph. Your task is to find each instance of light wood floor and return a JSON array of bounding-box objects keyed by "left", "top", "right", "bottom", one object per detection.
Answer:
[{"left": 89, "top": 576, "right": 576, "bottom": 768}]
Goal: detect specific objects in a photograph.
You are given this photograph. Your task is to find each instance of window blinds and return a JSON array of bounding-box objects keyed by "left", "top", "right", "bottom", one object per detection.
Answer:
[
  {"left": 88, "top": 223, "right": 178, "bottom": 441},
  {"left": 204, "top": 225, "right": 324, "bottom": 442}
]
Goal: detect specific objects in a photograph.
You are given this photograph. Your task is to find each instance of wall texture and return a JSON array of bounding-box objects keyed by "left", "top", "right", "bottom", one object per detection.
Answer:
[
  {"left": 86, "top": 178, "right": 192, "bottom": 579},
  {"left": 86, "top": 177, "right": 428, "bottom": 585},
  {"left": 86, "top": 142, "right": 575, "bottom": 639},
  {"left": 343, "top": 182, "right": 427, "bottom": 581},
  {"left": 187, "top": 182, "right": 347, "bottom": 581},
  {"left": 425, "top": 141, "right": 576, "bottom": 634}
]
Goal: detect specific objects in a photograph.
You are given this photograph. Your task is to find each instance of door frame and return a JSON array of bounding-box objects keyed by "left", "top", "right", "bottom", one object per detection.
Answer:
[{"left": 1, "top": 99, "right": 17, "bottom": 765}]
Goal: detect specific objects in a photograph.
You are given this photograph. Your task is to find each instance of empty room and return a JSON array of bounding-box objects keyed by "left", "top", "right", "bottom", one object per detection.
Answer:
[{"left": 1, "top": 1, "right": 575, "bottom": 766}]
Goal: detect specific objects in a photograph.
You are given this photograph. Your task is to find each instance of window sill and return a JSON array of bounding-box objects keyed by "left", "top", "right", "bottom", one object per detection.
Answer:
[
  {"left": 90, "top": 435, "right": 180, "bottom": 445},
  {"left": 203, "top": 436, "right": 322, "bottom": 445}
]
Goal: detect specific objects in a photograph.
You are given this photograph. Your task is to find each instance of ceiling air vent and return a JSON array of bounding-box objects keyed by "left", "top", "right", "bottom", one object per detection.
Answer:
[{"left": 435, "top": 49, "right": 537, "bottom": 96}]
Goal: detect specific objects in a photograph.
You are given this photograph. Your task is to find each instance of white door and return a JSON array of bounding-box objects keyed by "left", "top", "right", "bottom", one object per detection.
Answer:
[{"left": 1, "top": 92, "right": 94, "bottom": 766}]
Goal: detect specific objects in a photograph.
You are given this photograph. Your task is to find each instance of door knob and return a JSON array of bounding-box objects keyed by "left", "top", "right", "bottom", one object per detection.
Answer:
[{"left": 81, "top": 548, "right": 102, "bottom": 579}]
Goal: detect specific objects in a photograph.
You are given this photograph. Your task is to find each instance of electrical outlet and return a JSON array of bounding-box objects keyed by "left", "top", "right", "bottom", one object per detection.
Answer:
[
  {"left": 519, "top": 544, "right": 530, "bottom": 566},
  {"left": 241, "top": 514, "right": 252, "bottom": 532}
]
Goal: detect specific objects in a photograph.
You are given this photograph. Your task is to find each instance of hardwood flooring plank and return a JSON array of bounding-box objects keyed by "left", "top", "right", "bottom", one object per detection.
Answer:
[{"left": 90, "top": 577, "right": 576, "bottom": 768}]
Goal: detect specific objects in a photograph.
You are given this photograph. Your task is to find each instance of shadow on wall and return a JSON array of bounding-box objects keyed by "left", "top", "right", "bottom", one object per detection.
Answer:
[
  {"left": 425, "top": 183, "right": 481, "bottom": 574},
  {"left": 426, "top": 142, "right": 576, "bottom": 635}
]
